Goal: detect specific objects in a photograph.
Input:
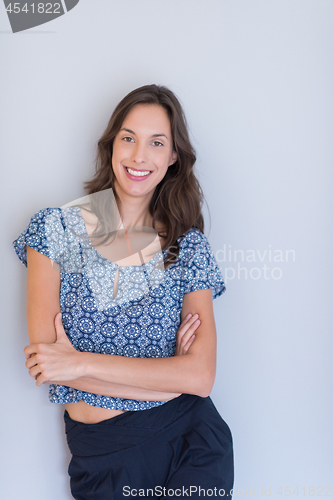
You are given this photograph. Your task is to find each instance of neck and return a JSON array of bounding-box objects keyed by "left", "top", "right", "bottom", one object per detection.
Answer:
[{"left": 114, "top": 183, "right": 154, "bottom": 229}]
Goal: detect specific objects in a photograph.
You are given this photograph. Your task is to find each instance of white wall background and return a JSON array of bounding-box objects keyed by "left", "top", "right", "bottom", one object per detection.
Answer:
[{"left": 1, "top": 1, "right": 332, "bottom": 498}]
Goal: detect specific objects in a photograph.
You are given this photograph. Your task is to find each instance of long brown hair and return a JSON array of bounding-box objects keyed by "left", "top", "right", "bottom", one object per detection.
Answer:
[{"left": 84, "top": 84, "right": 205, "bottom": 269}]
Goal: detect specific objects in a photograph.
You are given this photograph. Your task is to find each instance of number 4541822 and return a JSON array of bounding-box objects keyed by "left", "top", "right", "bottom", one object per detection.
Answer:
[
  {"left": 277, "top": 486, "right": 331, "bottom": 496},
  {"left": 6, "top": 3, "right": 61, "bottom": 14}
]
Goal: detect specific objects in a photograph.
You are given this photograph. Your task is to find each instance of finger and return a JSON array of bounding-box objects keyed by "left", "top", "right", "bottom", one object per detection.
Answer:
[
  {"left": 24, "top": 344, "right": 40, "bottom": 359},
  {"left": 24, "top": 345, "right": 33, "bottom": 359},
  {"left": 29, "top": 365, "right": 42, "bottom": 379},
  {"left": 183, "top": 334, "right": 196, "bottom": 353},
  {"left": 55, "top": 312, "right": 70, "bottom": 343},
  {"left": 178, "top": 314, "right": 199, "bottom": 333},
  {"left": 179, "top": 313, "right": 200, "bottom": 330},
  {"left": 24, "top": 351, "right": 37, "bottom": 362},
  {"left": 26, "top": 356, "right": 39, "bottom": 369},
  {"left": 178, "top": 323, "right": 196, "bottom": 346},
  {"left": 36, "top": 373, "right": 48, "bottom": 386},
  {"left": 177, "top": 315, "right": 200, "bottom": 340},
  {"left": 179, "top": 319, "right": 201, "bottom": 349},
  {"left": 179, "top": 313, "right": 193, "bottom": 326},
  {"left": 36, "top": 371, "right": 52, "bottom": 386},
  {"left": 55, "top": 311, "right": 62, "bottom": 325}
]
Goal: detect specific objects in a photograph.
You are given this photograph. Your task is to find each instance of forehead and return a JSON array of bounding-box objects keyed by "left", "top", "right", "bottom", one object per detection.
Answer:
[{"left": 121, "top": 104, "right": 171, "bottom": 134}]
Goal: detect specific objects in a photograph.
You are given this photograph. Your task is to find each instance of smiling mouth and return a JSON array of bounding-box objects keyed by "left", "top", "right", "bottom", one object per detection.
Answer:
[{"left": 124, "top": 166, "right": 152, "bottom": 177}]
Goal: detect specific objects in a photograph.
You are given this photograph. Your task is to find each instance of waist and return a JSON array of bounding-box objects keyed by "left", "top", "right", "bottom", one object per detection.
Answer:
[
  {"left": 64, "top": 393, "right": 206, "bottom": 457},
  {"left": 65, "top": 401, "right": 127, "bottom": 424}
]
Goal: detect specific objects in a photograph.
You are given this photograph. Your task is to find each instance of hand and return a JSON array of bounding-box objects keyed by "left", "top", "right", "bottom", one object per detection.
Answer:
[
  {"left": 24, "top": 313, "right": 83, "bottom": 386},
  {"left": 175, "top": 313, "right": 201, "bottom": 356}
]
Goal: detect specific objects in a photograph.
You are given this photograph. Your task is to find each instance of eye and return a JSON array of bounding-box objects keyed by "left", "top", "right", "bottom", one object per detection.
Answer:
[
  {"left": 152, "top": 140, "right": 163, "bottom": 147},
  {"left": 122, "top": 136, "right": 134, "bottom": 143}
]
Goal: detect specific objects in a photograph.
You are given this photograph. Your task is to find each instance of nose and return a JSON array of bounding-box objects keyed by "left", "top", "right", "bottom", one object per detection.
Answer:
[{"left": 131, "top": 141, "right": 148, "bottom": 164}]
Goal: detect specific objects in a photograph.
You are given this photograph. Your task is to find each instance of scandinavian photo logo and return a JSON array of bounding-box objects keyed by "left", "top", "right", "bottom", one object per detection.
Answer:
[{"left": 214, "top": 244, "right": 296, "bottom": 283}]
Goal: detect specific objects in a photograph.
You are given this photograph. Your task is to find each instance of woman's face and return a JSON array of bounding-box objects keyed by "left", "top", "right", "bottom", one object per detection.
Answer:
[{"left": 112, "top": 104, "right": 177, "bottom": 200}]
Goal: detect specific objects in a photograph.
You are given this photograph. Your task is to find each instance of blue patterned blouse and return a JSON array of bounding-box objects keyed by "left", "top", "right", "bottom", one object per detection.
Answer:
[{"left": 12, "top": 206, "right": 226, "bottom": 411}]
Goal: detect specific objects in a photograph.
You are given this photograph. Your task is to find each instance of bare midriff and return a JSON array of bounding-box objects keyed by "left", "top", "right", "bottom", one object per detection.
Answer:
[{"left": 65, "top": 401, "right": 127, "bottom": 424}]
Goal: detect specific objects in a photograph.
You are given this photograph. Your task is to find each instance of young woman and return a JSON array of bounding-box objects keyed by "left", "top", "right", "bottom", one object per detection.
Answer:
[{"left": 13, "top": 84, "right": 234, "bottom": 499}]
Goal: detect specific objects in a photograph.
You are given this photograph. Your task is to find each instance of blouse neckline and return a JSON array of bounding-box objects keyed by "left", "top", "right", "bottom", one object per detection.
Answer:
[{"left": 72, "top": 206, "right": 168, "bottom": 269}]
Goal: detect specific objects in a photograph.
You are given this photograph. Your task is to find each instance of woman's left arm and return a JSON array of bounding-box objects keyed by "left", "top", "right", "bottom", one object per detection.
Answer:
[{"left": 25, "top": 288, "right": 217, "bottom": 398}]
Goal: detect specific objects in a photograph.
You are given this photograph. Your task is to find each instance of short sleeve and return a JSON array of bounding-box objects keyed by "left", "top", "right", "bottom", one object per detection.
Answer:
[
  {"left": 12, "top": 208, "right": 65, "bottom": 268},
  {"left": 182, "top": 232, "right": 226, "bottom": 300}
]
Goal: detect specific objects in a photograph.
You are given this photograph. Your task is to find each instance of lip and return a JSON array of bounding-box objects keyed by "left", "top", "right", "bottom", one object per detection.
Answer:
[{"left": 123, "top": 165, "right": 153, "bottom": 181}]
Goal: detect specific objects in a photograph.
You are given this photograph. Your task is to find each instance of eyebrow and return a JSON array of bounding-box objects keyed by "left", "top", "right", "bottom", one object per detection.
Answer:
[{"left": 120, "top": 128, "right": 168, "bottom": 139}]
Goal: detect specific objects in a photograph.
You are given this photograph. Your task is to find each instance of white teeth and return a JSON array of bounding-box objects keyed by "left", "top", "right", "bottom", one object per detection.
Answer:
[{"left": 126, "top": 167, "right": 151, "bottom": 177}]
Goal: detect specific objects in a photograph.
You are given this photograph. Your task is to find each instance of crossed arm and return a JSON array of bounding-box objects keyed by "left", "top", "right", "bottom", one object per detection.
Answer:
[{"left": 24, "top": 246, "right": 218, "bottom": 399}]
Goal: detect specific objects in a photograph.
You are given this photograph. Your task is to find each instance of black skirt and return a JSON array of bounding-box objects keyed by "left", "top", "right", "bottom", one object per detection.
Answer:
[{"left": 64, "top": 394, "right": 234, "bottom": 499}]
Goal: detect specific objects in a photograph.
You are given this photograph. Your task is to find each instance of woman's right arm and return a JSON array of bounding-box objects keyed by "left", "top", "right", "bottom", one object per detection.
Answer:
[{"left": 26, "top": 246, "right": 195, "bottom": 401}]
